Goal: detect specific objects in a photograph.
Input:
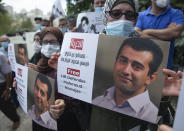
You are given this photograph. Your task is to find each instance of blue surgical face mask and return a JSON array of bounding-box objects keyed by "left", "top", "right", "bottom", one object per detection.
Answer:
[
  {"left": 33, "top": 41, "right": 41, "bottom": 53},
  {"left": 23, "top": 34, "right": 26, "bottom": 39},
  {"left": 36, "top": 24, "right": 41, "bottom": 30},
  {"left": 105, "top": 20, "right": 134, "bottom": 36},
  {"left": 41, "top": 26, "right": 46, "bottom": 30},
  {"left": 41, "top": 44, "right": 60, "bottom": 58},
  {"left": 2, "top": 42, "right": 9, "bottom": 49},
  {"left": 60, "top": 27, "right": 68, "bottom": 33},
  {"left": 156, "top": 0, "right": 170, "bottom": 8},
  {"left": 95, "top": 7, "right": 104, "bottom": 12}
]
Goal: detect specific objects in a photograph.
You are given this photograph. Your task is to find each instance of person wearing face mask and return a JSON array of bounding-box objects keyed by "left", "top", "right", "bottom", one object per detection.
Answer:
[
  {"left": 59, "top": 18, "right": 68, "bottom": 34},
  {"left": 41, "top": 19, "right": 50, "bottom": 31},
  {"left": 67, "top": 16, "right": 77, "bottom": 32},
  {"left": 94, "top": 0, "right": 106, "bottom": 12},
  {"left": 135, "top": 0, "right": 184, "bottom": 68},
  {"left": 91, "top": 0, "right": 182, "bottom": 130},
  {"left": 30, "top": 32, "right": 42, "bottom": 65},
  {"left": 0, "top": 36, "right": 10, "bottom": 58},
  {"left": 103, "top": 0, "right": 139, "bottom": 37},
  {"left": 34, "top": 17, "right": 42, "bottom": 31}
]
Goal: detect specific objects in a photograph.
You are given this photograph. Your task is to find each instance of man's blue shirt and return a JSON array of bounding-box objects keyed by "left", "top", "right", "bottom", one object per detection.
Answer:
[{"left": 136, "top": 5, "right": 184, "bottom": 68}]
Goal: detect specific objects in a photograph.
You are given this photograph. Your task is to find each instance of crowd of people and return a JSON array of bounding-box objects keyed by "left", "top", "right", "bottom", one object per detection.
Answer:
[{"left": 0, "top": 0, "right": 184, "bottom": 131}]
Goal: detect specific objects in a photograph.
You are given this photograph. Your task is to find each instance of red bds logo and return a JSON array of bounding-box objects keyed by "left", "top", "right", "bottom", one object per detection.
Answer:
[
  {"left": 67, "top": 68, "right": 80, "bottom": 77},
  {"left": 17, "top": 68, "right": 22, "bottom": 77},
  {"left": 70, "top": 38, "right": 84, "bottom": 50}
]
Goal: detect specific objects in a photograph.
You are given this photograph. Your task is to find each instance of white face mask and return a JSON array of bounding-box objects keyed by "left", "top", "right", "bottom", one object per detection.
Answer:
[
  {"left": 33, "top": 42, "right": 41, "bottom": 53},
  {"left": 156, "top": 0, "right": 170, "bottom": 8},
  {"left": 41, "top": 44, "right": 60, "bottom": 58},
  {"left": 105, "top": 20, "right": 134, "bottom": 36}
]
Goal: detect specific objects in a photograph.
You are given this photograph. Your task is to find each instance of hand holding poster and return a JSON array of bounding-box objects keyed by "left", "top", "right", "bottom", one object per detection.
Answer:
[
  {"left": 76, "top": 12, "right": 105, "bottom": 33},
  {"left": 15, "top": 66, "right": 57, "bottom": 130},
  {"left": 57, "top": 33, "right": 170, "bottom": 123},
  {"left": 27, "top": 69, "right": 56, "bottom": 130},
  {"left": 13, "top": 43, "right": 57, "bottom": 130}
]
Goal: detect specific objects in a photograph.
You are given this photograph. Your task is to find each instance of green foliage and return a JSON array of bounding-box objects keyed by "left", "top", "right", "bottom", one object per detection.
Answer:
[
  {"left": 0, "top": 12, "right": 12, "bottom": 36},
  {"left": 138, "top": 0, "right": 184, "bottom": 11},
  {"left": 20, "top": 18, "right": 34, "bottom": 31},
  {"left": 66, "top": 0, "right": 93, "bottom": 16},
  {"left": 0, "top": 0, "right": 6, "bottom": 13}
]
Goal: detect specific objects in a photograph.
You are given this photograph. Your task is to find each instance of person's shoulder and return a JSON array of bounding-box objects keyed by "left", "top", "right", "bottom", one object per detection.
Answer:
[
  {"left": 92, "top": 95, "right": 105, "bottom": 105},
  {"left": 169, "top": 7, "right": 183, "bottom": 15},
  {"left": 139, "top": 10, "right": 147, "bottom": 15},
  {"left": 138, "top": 8, "right": 150, "bottom": 16},
  {"left": 139, "top": 100, "right": 158, "bottom": 123},
  {"left": 0, "top": 52, "right": 6, "bottom": 60},
  {"left": 0, "top": 47, "right": 3, "bottom": 51},
  {"left": 92, "top": 87, "right": 114, "bottom": 105}
]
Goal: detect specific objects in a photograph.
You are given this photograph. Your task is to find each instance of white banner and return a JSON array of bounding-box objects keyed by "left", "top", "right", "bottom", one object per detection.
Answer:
[
  {"left": 15, "top": 64, "right": 28, "bottom": 113},
  {"left": 57, "top": 33, "right": 99, "bottom": 103}
]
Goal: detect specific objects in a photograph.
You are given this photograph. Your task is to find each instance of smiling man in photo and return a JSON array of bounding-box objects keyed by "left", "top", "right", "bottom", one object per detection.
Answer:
[{"left": 93, "top": 37, "right": 163, "bottom": 123}]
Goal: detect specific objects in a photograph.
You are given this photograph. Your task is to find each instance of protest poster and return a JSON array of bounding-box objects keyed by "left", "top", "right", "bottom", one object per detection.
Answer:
[
  {"left": 15, "top": 63, "right": 28, "bottom": 113},
  {"left": 14, "top": 44, "right": 29, "bottom": 66},
  {"left": 9, "top": 35, "right": 25, "bottom": 44},
  {"left": 8, "top": 43, "right": 16, "bottom": 72},
  {"left": 15, "top": 65, "right": 56, "bottom": 130},
  {"left": 57, "top": 32, "right": 99, "bottom": 103},
  {"left": 27, "top": 68, "right": 56, "bottom": 130},
  {"left": 173, "top": 74, "right": 184, "bottom": 131},
  {"left": 57, "top": 33, "right": 170, "bottom": 123},
  {"left": 76, "top": 12, "right": 105, "bottom": 34}
]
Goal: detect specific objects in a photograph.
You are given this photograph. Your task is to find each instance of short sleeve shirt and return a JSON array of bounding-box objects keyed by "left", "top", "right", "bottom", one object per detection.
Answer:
[
  {"left": 136, "top": 5, "right": 184, "bottom": 68},
  {"left": 0, "top": 52, "right": 11, "bottom": 83}
]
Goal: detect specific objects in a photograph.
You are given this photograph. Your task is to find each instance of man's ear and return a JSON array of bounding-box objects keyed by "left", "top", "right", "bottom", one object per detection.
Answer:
[
  {"left": 150, "top": 72, "right": 158, "bottom": 82},
  {"left": 145, "top": 72, "right": 158, "bottom": 86},
  {"left": 47, "top": 99, "right": 52, "bottom": 106}
]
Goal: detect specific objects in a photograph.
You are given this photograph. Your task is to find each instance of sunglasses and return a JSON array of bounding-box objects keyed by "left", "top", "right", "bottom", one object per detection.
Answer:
[{"left": 108, "top": 10, "right": 137, "bottom": 20}]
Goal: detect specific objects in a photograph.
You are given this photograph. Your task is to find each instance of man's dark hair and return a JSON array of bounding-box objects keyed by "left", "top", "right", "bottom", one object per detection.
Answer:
[
  {"left": 68, "top": 16, "right": 76, "bottom": 27},
  {"left": 59, "top": 18, "right": 67, "bottom": 23},
  {"left": 18, "top": 44, "right": 28, "bottom": 56},
  {"left": 116, "top": 37, "right": 163, "bottom": 75},
  {"left": 34, "top": 17, "right": 42, "bottom": 21},
  {"left": 42, "top": 19, "right": 50, "bottom": 27},
  {"left": 34, "top": 73, "right": 52, "bottom": 100},
  {"left": 81, "top": 17, "right": 89, "bottom": 24}
]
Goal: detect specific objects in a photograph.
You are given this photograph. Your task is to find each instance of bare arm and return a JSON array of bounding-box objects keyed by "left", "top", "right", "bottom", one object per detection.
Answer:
[
  {"left": 141, "top": 23, "right": 184, "bottom": 41},
  {"left": 134, "top": 27, "right": 158, "bottom": 39}
]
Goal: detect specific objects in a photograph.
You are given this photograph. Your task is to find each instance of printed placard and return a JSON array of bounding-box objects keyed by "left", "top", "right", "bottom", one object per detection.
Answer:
[
  {"left": 14, "top": 44, "right": 28, "bottom": 66},
  {"left": 58, "top": 34, "right": 171, "bottom": 124},
  {"left": 57, "top": 32, "right": 99, "bottom": 103},
  {"left": 15, "top": 64, "right": 28, "bottom": 113},
  {"left": 76, "top": 12, "right": 105, "bottom": 33},
  {"left": 27, "top": 69, "right": 56, "bottom": 130},
  {"left": 15, "top": 66, "right": 56, "bottom": 130},
  {"left": 8, "top": 43, "right": 16, "bottom": 72}
]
